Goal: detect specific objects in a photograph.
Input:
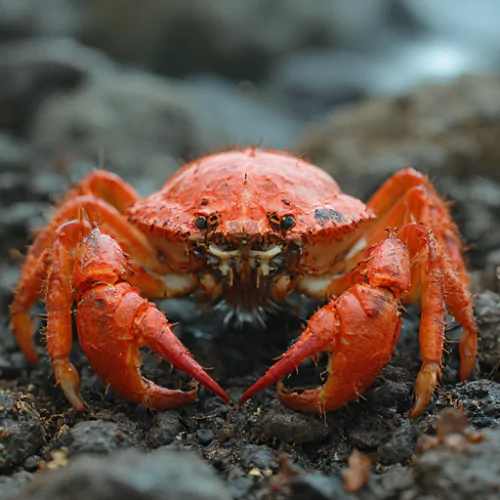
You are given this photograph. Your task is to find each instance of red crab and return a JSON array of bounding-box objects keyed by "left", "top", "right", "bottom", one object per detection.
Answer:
[{"left": 10, "top": 148, "right": 477, "bottom": 418}]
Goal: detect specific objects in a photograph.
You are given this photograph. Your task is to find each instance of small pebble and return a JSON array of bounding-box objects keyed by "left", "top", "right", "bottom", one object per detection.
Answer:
[{"left": 196, "top": 428, "right": 214, "bottom": 446}]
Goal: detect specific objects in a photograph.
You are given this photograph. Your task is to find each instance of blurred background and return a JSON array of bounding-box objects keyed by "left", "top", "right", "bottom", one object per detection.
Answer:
[
  {"left": 2, "top": 1, "right": 500, "bottom": 172},
  {"left": 2, "top": 0, "right": 500, "bottom": 276}
]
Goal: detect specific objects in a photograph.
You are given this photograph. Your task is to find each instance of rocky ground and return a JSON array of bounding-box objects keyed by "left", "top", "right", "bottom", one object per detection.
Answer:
[{"left": 1, "top": 2, "right": 500, "bottom": 499}]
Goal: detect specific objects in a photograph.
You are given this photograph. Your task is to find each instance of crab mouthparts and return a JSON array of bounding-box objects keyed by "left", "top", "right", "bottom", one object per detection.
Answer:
[{"left": 206, "top": 242, "right": 284, "bottom": 287}]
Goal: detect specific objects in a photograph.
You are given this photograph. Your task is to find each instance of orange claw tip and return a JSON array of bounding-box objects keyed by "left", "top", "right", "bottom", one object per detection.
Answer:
[
  {"left": 409, "top": 398, "right": 425, "bottom": 420},
  {"left": 410, "top": 361, "right": 441, "bottom": 419},
  {"left": 239, "top": 378, "right": 269, "bottom": 406},
  {"left": 199, "top": 376, "right": 230, "bottom": 404},
  {"left": 238, "top": 357, "right": 299, "bottom": 405},
  {"left": 63, "top": 389, "right": 86, "bottom": 412},
  {"left": 240, "top": 334, "right": 333, "bottom": 406},
  {"left": 142, "top": 384, "right": 200, "bottom": 410},
  {"left": 168, "top": 353, "right": 229, "bottom": 404},
  {"left": 276, "top": 381, "right": 325, "bottom": 413}
]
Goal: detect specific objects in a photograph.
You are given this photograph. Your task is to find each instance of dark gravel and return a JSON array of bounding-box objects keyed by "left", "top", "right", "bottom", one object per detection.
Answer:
[
  {"left": 51, "top": 420, "right": 139, "bottom": 458},
  {"left": 0, "top": 392, "right": 44, "bottom": 472}
]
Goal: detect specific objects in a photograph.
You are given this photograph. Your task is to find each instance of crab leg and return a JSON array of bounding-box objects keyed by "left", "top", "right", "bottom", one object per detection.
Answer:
[
  {"left": 68, "top": 170, "right": 142, "bottom": 212},
  {"left": 43, "top": 221, "right": 86, "bottom": 409},
  {"left": 70, "top": 225, "right": 228, "bottom": 409},
  {"left": 38, "top": 220, "right": 226, "bottom": 410},
  {"left": 360, "top": 170, "right": 477, "bottom": 415},
  {"left": 240, "top": 235, "right": 410, "bottom": 412},
  {"left": 11, "top": 195, "right": 166, "bottom": 363},
  {"left": 362, "top": 168, "right": 467, "bottom": 284},
  {"left": 290, "top": 169, "right": 476, "bottom": 417},
  {"left": 398, "top": 224, "right": 476, "bottom": 417}
]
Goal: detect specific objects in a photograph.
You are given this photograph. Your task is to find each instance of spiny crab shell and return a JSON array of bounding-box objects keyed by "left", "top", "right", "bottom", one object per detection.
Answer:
[{"left": 126, "top": 149, "right": 372, "bottom": 312}]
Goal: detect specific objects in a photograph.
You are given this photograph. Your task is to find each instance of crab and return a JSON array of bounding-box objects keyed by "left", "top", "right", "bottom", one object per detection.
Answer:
[{"left": 10, "top": 148, "right": 477, "bottom": 418}]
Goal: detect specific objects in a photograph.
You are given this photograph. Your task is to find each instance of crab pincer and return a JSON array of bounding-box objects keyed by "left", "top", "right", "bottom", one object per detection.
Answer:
[
  {"left": 240, "top": 236, "right": 409, "bottom": 414},
  {"left": 52, "top": 222, "right": 228, "bottom": 410},
  {"left": 240, "top": 286, "right": 403, "bottom": 413}
]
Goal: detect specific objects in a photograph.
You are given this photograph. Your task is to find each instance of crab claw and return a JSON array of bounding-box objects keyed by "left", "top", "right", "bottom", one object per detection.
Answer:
[
  {"left": 240, "top": 285, "right": 402, "bottom": 413},
  {"left": 73, "top": 229, "right": 229, "bottom": 410}
]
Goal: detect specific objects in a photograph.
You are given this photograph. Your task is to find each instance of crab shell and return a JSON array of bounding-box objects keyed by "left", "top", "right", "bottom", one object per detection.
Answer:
[{"left": 126, "top": 149, "right": 374, "bottom": 310}]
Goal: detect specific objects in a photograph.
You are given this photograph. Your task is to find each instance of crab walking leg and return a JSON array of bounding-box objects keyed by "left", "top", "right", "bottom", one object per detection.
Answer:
[
  {"left": 365, "top": 173, "right": 477, "bottom": 407},
  {"left": 10, "top": 249, "right": 50, "bottom": 363},
  {"left": 10, "top": 196, "right": 166, "bottom": 363},
  {"left": 241, "top": 235, "right": 411, "bottom": 412},
  {"left": 43, "top": 222, "right": 86, "bottom": 410},
  {"left": 69, "top": 170, "right": 142, "bottom": 213},
  {"left": 328, "top": 172, "right": 476, "bottom": 415},
  {"left": 72, "top": 227, "right": 229, "bottom": 409},
  {"left": 398, "top": 224, "right": 477, "bottom": 417},
  {"left": 363, "top": 167, "right": 468, "bottom": 284}
]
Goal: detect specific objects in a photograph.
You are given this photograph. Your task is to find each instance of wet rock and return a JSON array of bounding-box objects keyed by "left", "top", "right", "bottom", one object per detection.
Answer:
[
  {"left": 414, "top": 427, "right": 500, "bottom": 500},
  {"left": 483, "top": 250, "right": 500, "bottom": 293},
  {"left": 251, "top": 402, "right": 330, "bottom": 445},
  {"left": 196, "top": 428, "right": 214, "bottom": 446},
  {"left": 0, "top": 134, "right": 32, "bottom": 173},
  {"left": 51, "top": 420, "right": 138, "bottom": 457},
  {"left": 0, "top": 0, "right": 84, "bottom": 40},
  {"left": 0, "top": 203, "right": 49, "bottom": 249},
  {"left": 266, "top": 35, "right": 493, "bottom": 122},
  {"left": 81, "top": 0, "right": 384, "bottom": 80},
  {"left": 298, "top": 75, "right": 500, "bottom": 197},
  {"left": 226, "top": 466, "right": 253, "bottom": 499},
  {"left": 147, "top": 412, "right": 184, "bottom": 448},
  {"left": 0, "top": 471, "right": 33, "bottom": 500},
  {"left": 348, "top": 420, "right": 393, "bottom": 451},
  {"left": 0, "top": 134, "right": 39, "bottom": 259},
  {"left": 404, "top": 0, "right": 500, "bottom": 49},
  {"left": 22, "top": 455, "right": 41, "bottom": 473},
  {"left": 266, "top": 49, "right": 370, "bottom": 120},
  {"left": 289, "top": 472, "right": 348, "bottom": 500},
  {"left": 376, "top": 421, "right": 419, "bottom": 465},
  {"left": 183, "top": 74, "right": 302, "bottom": 149},
  {"left": 30, "top": 71, "right": 227, "bottom": 192},
  {"left": 364, "top": 365, "right": 413, "bottom": 413},
  {"left": 15, "top": 448, "right": 232, "bottom": 500},
  {"left": 443, "top": 177, "right": 500, "bottom": 267},
  {"left": 473, "top": 291, "right": 500, "bottom": 372},
  {"left": 0, "top": 38, "right": 114, "bottom": 133},
  {"left": 0, "top": 391, "right": 44, "bottom": 472},
  {"left": 298, "top": 76, "right": 500, "bottom": 267},
  {"left": 240, "top": 444, "right": 279, "bottom": 471},
  {"left": 359, "top": 466, "right": 414, "bottom": 500}
]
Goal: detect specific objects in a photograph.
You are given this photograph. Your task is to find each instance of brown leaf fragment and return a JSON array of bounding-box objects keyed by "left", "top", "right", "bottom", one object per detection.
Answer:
[{"left": 342, "top": 449, "right": 372, "bottom": 492}]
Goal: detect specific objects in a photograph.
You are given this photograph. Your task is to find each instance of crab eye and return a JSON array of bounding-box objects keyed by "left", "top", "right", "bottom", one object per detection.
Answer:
[
  {"left": 194, "top": 216, "right": 207, "bottom": 230},
  {"left": 280, "top": 215, "right": 295, "bottom": 230}
]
